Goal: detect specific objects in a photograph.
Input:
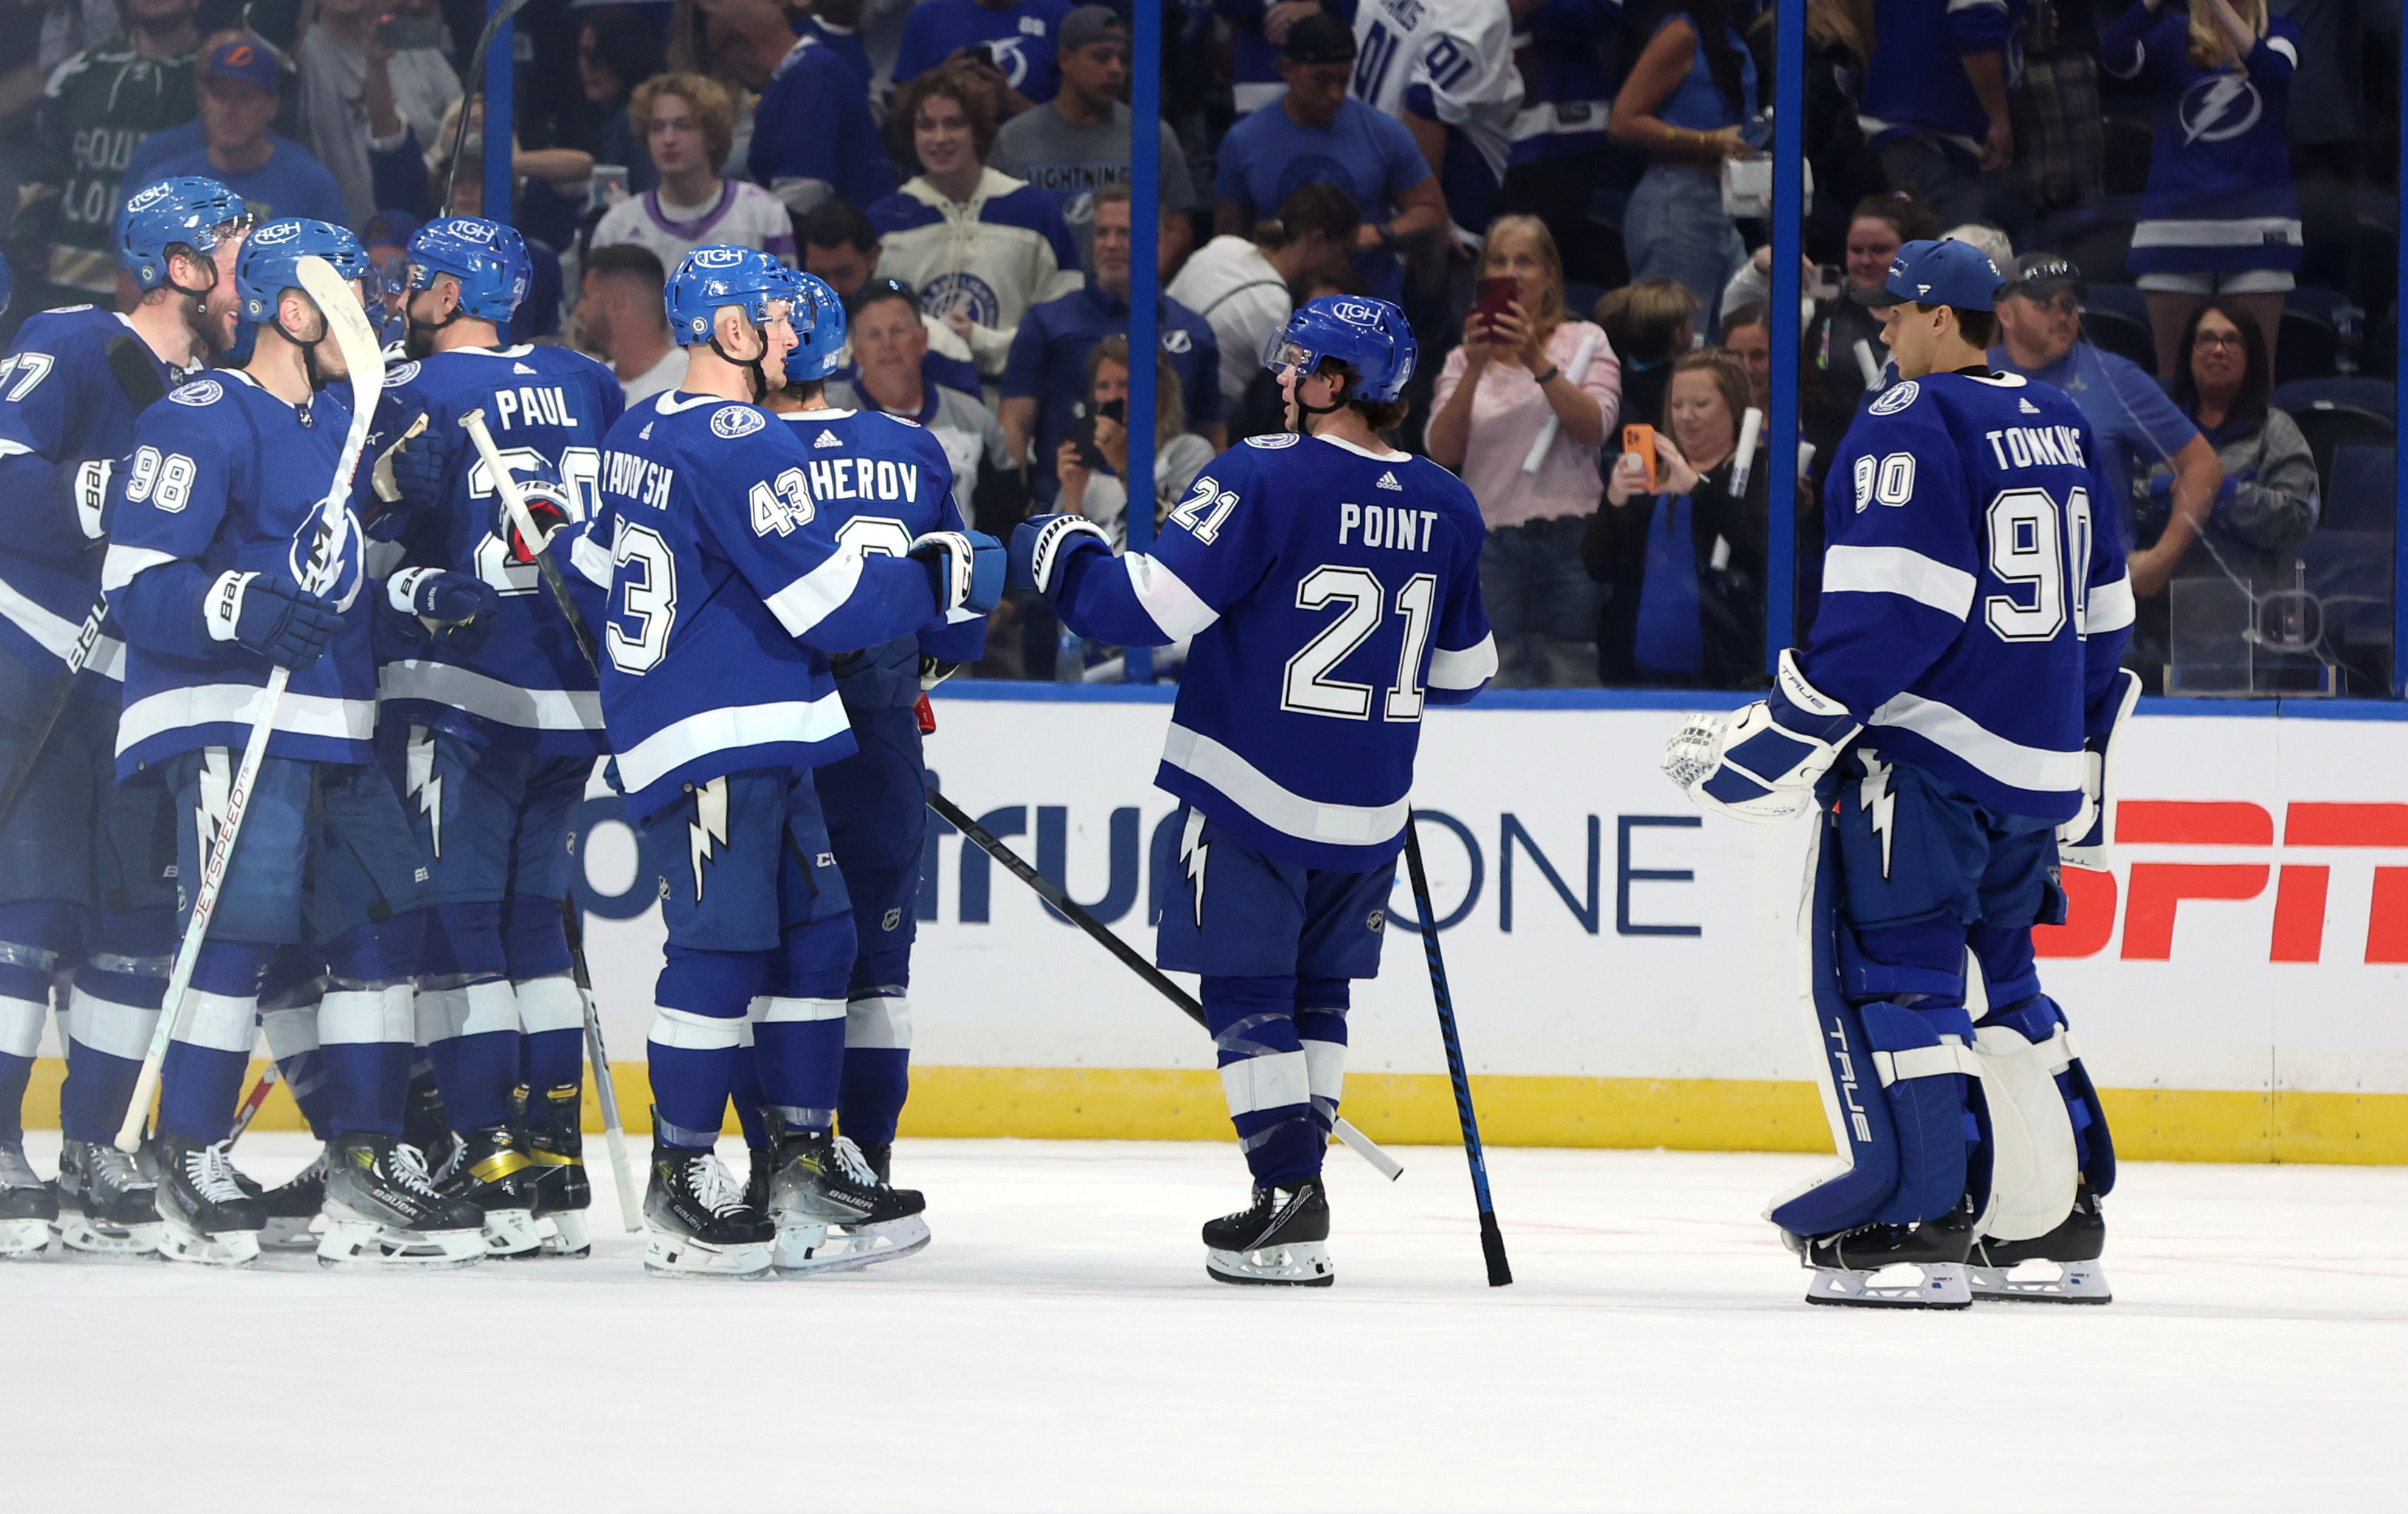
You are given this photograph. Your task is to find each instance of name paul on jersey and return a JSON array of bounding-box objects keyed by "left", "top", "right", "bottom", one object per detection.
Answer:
[{"left": 489, "top": 385, "right": 583, "bottom": 431}]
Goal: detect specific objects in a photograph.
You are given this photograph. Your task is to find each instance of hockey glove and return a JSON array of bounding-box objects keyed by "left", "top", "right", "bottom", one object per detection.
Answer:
[
  {"left": 2057, "top": 667, "right": 2142, "bottom": 871},
  {"left": 910, "top": 529, "right": 1005, "bottom": 623},
  {"left": 389, "top": 566, "right": 502, "bottom": 654},
  {"left": 1008, "top": 513, "right": 1109, "bottom": 594},
  {"left": 204, "top": 572, "right": 341, "bottom": 671},
  {"left": 1662, "top": 650, "right": 1861, "bottom": 824},
  {"left": 493, "top": 479, "right": 577, "bottom": 565}
]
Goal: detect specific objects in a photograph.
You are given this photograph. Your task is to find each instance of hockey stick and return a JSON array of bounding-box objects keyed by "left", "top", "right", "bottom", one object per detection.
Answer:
[
  {"left": 926, "top": 786, "right": 1404, "bottom": 1181},
  {"left": 561, "top": 897, "right": 640, "bottom": 1232},
  {"left": 440, "top": 0, "right": 539, "bottom": 215},
  {"left": 226, "top": 1063, "right": 281, "bottom": 1146},
  {"left": 116, "top": 258, "right": 388, "bottom": 1152},
  {"left": 1401, "top": 817, "right": 1510, "bottom": 1285},
  {"left": 458, "top": 408, "right": 603, "bottom": 676}
]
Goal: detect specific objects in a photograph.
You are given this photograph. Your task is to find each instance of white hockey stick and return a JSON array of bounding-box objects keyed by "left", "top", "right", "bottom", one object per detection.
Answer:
[
  {"left": 117, "top": 257, "right": 388, "bottom": 1152},
  {"left": 562, "top": 900, "right": 641, "bottom": 1232}
]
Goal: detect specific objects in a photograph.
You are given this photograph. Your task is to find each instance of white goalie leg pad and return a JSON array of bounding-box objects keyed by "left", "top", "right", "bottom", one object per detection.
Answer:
[
  {"left": 1972, "top": 1021, "right": 2081, "bottom": 1243},
  {"left": 844, "top": 994, "right": 912, "bottom": 1049},
  {"left": 513, "top": 973, "right": 583, "bottom": 1035}
]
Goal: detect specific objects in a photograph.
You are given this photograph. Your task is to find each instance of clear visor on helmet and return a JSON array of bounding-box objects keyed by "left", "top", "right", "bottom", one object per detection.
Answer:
[
  {"left": 195, "top": 212, "right": 254, "bottom": 251},
  {"left": 758, "top": 295, "right": 794, "bottom": 330},
  {"left": 1266, "top": 337, "right": 1316, "bottom": 376}
]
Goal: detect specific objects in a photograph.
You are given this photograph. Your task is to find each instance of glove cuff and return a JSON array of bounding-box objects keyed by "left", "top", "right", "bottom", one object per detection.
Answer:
[
  {"left": 1768, "top": 649, "right": 1859, "bottom": 746},
  {"left": 387, "top": 566, "right": 441, "bottom": 615},
  {"left": 1027, "top": 515, "right": 1110, "bottom": 594},
  {"left": 203, "top": 570, "right": 257, "bottom": 642}
]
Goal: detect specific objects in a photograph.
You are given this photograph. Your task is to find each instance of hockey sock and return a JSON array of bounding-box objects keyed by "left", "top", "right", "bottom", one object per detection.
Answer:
[
  {"left": 729, "top": 1024, "right": 768, "bottom": 1147},
  {"left": 1295, "top": 979, "right": 1350, "bottom": 1161},
  {"left": 420, "top": 903, "right": 516, "bottom": 1132},
  {"left": 1203, "top": 974, "right": 1319, "bottom": 1190},
  {"left": 319, "top": 918, "right": 425, "bottom": 1138},
  {"left": 648, "top": 1008, "right": 741, "bottom": 1148},
  {"left": 513, "top": 973, "right": 585, "bottom": 1094},
  {"left": 756, "top": 916, "right": 853, "bottom": 1132},
  {"left": 252, "top": 945, "right": 331, "bottom": 1139},
  {"left": 60, "top": 931, "right": 171, "bottom": 1144},
  {"left": 157, "top": 940, "right": 274, "bottom": 1142},
  {"left": 838, "top": 984, "right": 911, "bottom": 1147},
  {"left": 0, "top": 900, "right": 76, "bottom": 1141}
]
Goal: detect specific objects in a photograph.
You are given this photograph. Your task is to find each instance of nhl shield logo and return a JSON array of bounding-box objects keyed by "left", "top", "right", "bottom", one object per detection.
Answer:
[
  {"left": 1366, "top": 909, "right": 1384, "bottom": 933},
  {"left": 882, "top": 908, "right": 903, "bottom": 931},
  {"left": 712, "top": 406, "right": 765, "bottom": 439}
]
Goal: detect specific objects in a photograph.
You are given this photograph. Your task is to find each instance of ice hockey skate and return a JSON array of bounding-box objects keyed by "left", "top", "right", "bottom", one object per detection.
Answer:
[
  {"left": 764, "top": 1120, "right": 929, "bottom": 1276},
  {"left": 55, "top": 1137, "right": 162, "bottom": 1257},
  {"left": 1203, "top": 1178, "right": 1334, "bottom": 1287},
  {"left": 0, "top": 1136, "right": 56, "bottom": 1260},
  {"left": 642, "top": 1139, "right": 772, "bottom": 1279},
  {"left": 316, "top": 1133, "right": 487, "bottom": 1270},
  {"left": 441, "top": 1120, "right": 543, "bottom": 1258},
  {"left": 1970, "top": 1187, "right": 2112, "bottom": 1304},
  {"left": 1794, "top": 1195, "right": 1976, "bottom": 1309},
  {"left": 153, "top": 1135, "right": 265, "bottom": 1268},
  {"left": 522, "top": 1084, "right": 591, "bottom": 1258},
  {"left": 257, "top": 1146, "right": 327, "bottom": 1249}
]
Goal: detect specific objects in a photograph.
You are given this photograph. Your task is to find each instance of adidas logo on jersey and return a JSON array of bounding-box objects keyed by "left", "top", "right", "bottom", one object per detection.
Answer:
[
  {"left": 815, "top": 429, "right": 843, "bottom": 448},
  {"left": 514, "top": 361, "right": 538, "bottom": 375},
  {"left": 2019, "top": 398, "right": 2041, "bottom": 414},
  {"left": 1376, "top": 470, "right": 1403, "bottom": 491}
]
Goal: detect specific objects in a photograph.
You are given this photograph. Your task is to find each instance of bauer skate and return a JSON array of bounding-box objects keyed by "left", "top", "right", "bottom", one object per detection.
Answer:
[
  {"left": 153, "top": 1135, "right": 265, "bottom": 1267},
  {"left": 55, "top": 1137, "right": 162, "bottom": 1257},
  {"left": 642, "top": 1137, "right": 772, "bottom": 1279},
  {"left": 1204, "top": 1177, "right": 1334, "bottom": 1287},
  {"left": 257, "top": 1146, "right": 327, "bottom": 1249},
  {"left": 522, "top": 1085, "right": 592, "bottom": 1258},
  {"left": 1794, "top": 1195, "right": 1976, "bottom": 1309},
  {"left": 1970, "top": 1187, "right": 2112, "bottom": 1304},
  {"left": 441, "top": 1121, "right": 544, "bottom": 1258},
  {"left": 765, "top": 1119, "right": 929, "bottom": 1276},
  {"left": 317, "top": 1133, "right": 486, "bottom": 1271},
  {"left": 0, "top": 1137, "right": 57, "bottom": 1260}
]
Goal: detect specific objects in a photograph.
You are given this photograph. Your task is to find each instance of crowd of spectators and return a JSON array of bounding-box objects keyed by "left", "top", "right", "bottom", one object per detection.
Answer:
[{"left": 0, "top": 0, "right": 2397, "bottom": 693}]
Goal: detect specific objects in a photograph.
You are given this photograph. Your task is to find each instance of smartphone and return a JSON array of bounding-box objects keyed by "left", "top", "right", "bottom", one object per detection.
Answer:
[
  {"left": 1623, "top": 423, "right": 1659, "bottom": 491},
  {"left": 1072, "top": 415, "right": 1107, "bottom": 472},
  {"left": 377, "top": 15, "right": 445, "bottom": 49},
  {"left": 964, "top": 42, "right": 999, "bottom": 68},
  {"left": 1096, "top": 398, "right": 1125, "bottom": 425},
  {"left": 1471, "top": 276, "right": 1519, "bottom": 329}
]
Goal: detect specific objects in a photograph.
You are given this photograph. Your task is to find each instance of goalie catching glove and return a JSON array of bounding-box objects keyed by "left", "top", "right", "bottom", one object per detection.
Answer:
[
  {"left": 908, "top": 529, "right": 1005, "bottom": 623},
  {"left": 1662, "top": 650, "right": 1861, "bottom": 824}
]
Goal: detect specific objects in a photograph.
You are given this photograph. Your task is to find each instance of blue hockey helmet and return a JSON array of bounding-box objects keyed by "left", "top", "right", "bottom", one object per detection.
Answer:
[
  {"left": 403, "top": 216, "right": 531, "bottom": 322},
  {"left": 777, "top": 268, "right": 848, "bottom": 382},
  {"left": 1266, "top": 295, "right": 1418, "bottom": 404},
  {"left": 119, "top": 176, "right": 251, "bottom": 292},
  {"left": 664, "top": 246, "right": 804, "bottom": 347},
  {"left": 236, "top": 218, "right": 372, "bottom": 324}
]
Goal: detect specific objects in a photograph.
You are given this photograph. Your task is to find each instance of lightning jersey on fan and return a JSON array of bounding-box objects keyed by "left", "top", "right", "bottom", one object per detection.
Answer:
[
  {"left": 0, "top": 305, "right": 183, "bottom": 689},
  {"left": 102, "top": 370, "right": 376, "bottom": 774},
  {"left": 1350, "top": 0, "right": 1523, "bottom": 224},
  {"left": 375, "top": 344, "right": 626, "bottom": 754},
  {"left": 1800, "top": 370, "right": 2132, "bottom": 824},
  {"left": 581, "top": 392, "right": 944, "bottom": 819},
  {"left": 780, "top": 406, "right": 983, "bottom": 711},
  {"left": 1047, "top": 432, "right": 1496, "bottom": 871}
]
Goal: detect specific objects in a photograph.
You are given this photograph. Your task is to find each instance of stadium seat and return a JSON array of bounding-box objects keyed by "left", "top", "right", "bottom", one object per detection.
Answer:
[
  {"left": 2271, "top": 378, "right": 2395, "bottom": 497},
  {"left": 2081, "top": 284, "right": 2157, "bottom": 371},
  {"left": 2277, "top": 288, "right": 2359, "bottom": 384},
  {"left": 2324, "top": 445, "right": 2396, "bottom": 532}
]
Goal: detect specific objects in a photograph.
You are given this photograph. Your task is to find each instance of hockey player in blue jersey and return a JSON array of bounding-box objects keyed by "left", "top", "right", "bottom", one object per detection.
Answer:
[
  {"left": 1662, "top": 240, "right": 2137, "bottom": 1308},
  {"left": 103, "top": 218, "right": 502, "bottom": 1269},
  {"left": 758, "top": 268, "right": 984, "bottom": 1268},
  {"left": 580, "top": 246, "right": 1000, "bottom": 1278},
  {"left": 0, "top": 178, "right": 251, "bottom": 1260},
  {"left": 361, "top": 216, "right": 627, "bottom": 1259},
  {"left": 1009, "top": 296, "right": 1496, "bottom": 1285}
]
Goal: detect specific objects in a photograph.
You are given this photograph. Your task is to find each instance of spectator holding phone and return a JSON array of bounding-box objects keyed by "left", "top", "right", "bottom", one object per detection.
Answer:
[
  {"left": 1426, "top": 214, "right": 1620, "bottom": 687},
  {"left": 1055, "top": 335, "right": 1216, "bottom": 544}
]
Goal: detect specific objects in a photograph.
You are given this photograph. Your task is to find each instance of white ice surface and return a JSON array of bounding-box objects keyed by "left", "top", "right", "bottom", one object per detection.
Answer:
[{"left": 4, "top": 1135, "right": 2404, "bottom": 1513}]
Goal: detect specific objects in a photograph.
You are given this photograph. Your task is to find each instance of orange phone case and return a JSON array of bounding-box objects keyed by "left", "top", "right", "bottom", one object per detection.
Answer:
[{"left": 1623, "top": 424, "right": 1659, "bottom": 491}]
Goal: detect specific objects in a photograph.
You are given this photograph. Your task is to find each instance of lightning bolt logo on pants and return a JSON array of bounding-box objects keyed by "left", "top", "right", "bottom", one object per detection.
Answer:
[
  {"left": 406, "top": 726, "right": 443, "bottom": 858},
  {"left": 1179, "top": 808, "right": 1210, "bottom": 928},
  {"left": 1859, "top": 757, "right": 1898, "bottom": 880},
  {"left": 690, "top": 777, "right": 730, "bottom": 903}
]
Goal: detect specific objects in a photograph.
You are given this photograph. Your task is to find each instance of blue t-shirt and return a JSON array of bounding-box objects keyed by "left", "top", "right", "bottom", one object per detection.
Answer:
[
  {"left": 123, "top": 117, "right": 206, "bottom": 190},
  {"left": 1632, "top": 494, "right": 1704, "bottom": 675},
  {"left": 1860, "top": 0, "right": 2016, "bottom": 156},
  {"left": 1656, "top": 13, "right": 1756, "bottom": 132},
  {"left": 893, "top": 0, "right": 1076, "bottom": 102},
  {"left": 799, "top": 13, "right": 872, "bottom": 85},
  {"left": 144, "top": 140, "right": 347, "bottom": 229},
  {"left": 1214, "top": 97, "right": 1431, "bottom": 302},
  {"left": 1988, "top": 341, "right": 2199, "bottom": 537},
  {"left": 1001, "top": 280, "right": 1224, "bottom": 505},
  {"left": 749, "top": 37, "right": 897, "bottom": 212}
]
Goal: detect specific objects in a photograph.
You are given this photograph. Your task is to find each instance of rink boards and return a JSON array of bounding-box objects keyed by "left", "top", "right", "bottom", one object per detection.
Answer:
[{"left": 22, "top": 687, "right": 2408, "bottom": 1161}]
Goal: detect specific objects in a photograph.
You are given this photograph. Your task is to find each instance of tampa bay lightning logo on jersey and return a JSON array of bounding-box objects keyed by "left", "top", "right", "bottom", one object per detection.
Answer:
[
  {"left": 384, "top": 359, "right": 421, "bottom": 385},
  {"left": 169, "top": 378, "right": 223, "bottom": 406},
  {"left": 1162, "top": 329, "right": 1193, "bottom": 355},
  {"left": 288, "top": 504, "right": 367, "bottom": 610},
  {"left": 1867, "top": 381, "right": 1920, "bottom": 416},
  {"left": 712, "top": 405, "right": 765, "bottom": 439},
  {"left": 1245, "top": 432, "right": 1301, "bottom": 448},
  {"left": 987, "top": 35, "right": 1032, "bottom": 87},
  {"left": 921, "top": 271, "right": 1002, "bottom": 329},
  {"left": 2179, "top": 72, "right": 2262, "bottom": 146}
]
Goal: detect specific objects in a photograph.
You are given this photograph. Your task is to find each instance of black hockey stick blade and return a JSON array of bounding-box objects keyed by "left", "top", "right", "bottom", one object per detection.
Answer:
[
  {"left": 443, "top": 0, "right": 539, "bottom": 214},
  {"left": 1404, "top": 817, "right": 1512, "bottom": 1285}
]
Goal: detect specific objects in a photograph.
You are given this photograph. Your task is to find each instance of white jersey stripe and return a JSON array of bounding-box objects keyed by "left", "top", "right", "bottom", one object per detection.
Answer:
[
  {"left": 1162, "top": 722, "right": 1409, "bottom": 847},
  {"left": 1822, "top": 545, "right": 1977, "bottom": 622},
  {"left": 117, "top": 683, "right": 373, "bottom": 757},
  {"left": 0, "top": 574, "right": 123, "bottom": 680},
  {"left": 1869, "top": 692, "right": 2086, "bottom": 794},
  {"left": 378, "top": 659, "right": 602, "bottom": 732},
  {"left": 1429, "top": 632, "right": 1497, "bottom": 689},
  {"left": 614, "top": 694, "right": 850, "bottom": 796},
  {"left": 2084, "top": 573, "right": 2137, "bottom": 635},
  {"left": 762, "top": 544, "right": 868, "bottom": 639},
  {"left": 1125, "top": 552, "right": 1219, "bottom": 640}
]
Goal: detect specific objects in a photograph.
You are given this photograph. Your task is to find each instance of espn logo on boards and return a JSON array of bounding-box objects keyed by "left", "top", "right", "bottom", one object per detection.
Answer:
[{"left": 2036, "top": 801, "right": 2408, "bottom": 963}]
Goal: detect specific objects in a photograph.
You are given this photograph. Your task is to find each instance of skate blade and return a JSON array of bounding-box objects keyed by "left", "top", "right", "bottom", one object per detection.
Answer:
[
  {"left": 1968, "top": 1260, "right": 2112, "bottom": 1304},
  {"left": 1206, "top": 1240, "right": 1334, "bottom": 1287},
  {"left": 1804, "top": 1260, "right": 1970, "bottom": 1308},
  {"left": 642, "top": 1228, "right": 771, "bottom": 1279},
  {"left": 155, "top": 1218, "right": 261, "bottom": 1269},
  {"left": 1, "top": 1216, "right": 55, "bottom": 1259},
  {"left": 479, "top": 1206, "right": 546, "bottom": 1260},
  {"left": 532, "top": 1209, "right": 592, "bottom": 1258},
  {"left": 315, "top": 1214, "right": 486, "bottom": 1271},
  {"left": 774, "top": 1215, "right": 931, "bottom": 1277},
  {"left": 55, "top": 1211, "right": 164, "bottom": 1258},
  {"left": 258, "top": 1215, "right": 324, "bottom": 1249}
]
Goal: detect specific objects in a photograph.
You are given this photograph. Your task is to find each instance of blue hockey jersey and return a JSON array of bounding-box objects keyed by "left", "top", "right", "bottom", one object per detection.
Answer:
[
  {"left": 779, "top": 406, "right": 984, "bottom": 712},
  {"left": 0, "top": 305, "right": 184, "bottom": 689},
  {"left": 1046, "top": 432, "right": 1496, "bottom": 871},
  {"left": 1799, "top": 371, "right": 2133, "bottom": 823},
  {"left": 2103, "top": 4, "right": 2301, "bottom": 274},
  {"left": 103, "top": 369, "right": 378, "bottom": 774},
  {"left": 374, "top": 344, "right": 626, "bottom": 755},
  {"left": 1857, "top": 0, "right": 2019, "bottom": 159},
  {"left": 583, "top": 391, "right": 946, "bottom": 818}
]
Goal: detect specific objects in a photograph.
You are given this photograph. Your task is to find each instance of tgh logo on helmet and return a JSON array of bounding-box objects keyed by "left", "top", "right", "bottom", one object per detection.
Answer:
[
  {"left": 1331, "top": 302, "right": 1381, "bottom": 325},
  {"left": 251, "top": 220, "right": 302, "bottom": 246},
  {"left": 693, "top": 248, "right": 748, "bottom": 269}
]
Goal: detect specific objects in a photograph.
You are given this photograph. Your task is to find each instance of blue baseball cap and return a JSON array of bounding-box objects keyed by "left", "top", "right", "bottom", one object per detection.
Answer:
[
  {"left": 202, "top": 35, "right": 282, "bottom": 94},
  {"left": 1850, "top": 237, "right": 2002, "bottom": 313}
]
